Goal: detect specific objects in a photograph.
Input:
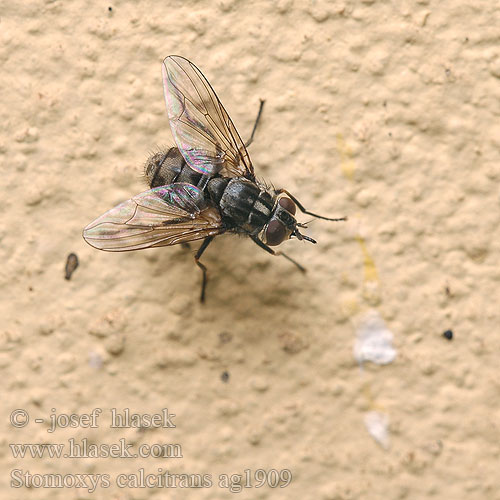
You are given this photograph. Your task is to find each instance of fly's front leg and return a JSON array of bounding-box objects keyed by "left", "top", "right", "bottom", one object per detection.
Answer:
[
  {"left": 249, "top": 235, "right": 306, "bottom": 273},
  {"left": 245, "top": 99, "right": 265, "bottom": 148},
  {"left": 275, "top": 188, "right": 347, "bottom": 222},
  {"left": 195, "top": 236, "right": 215, "bottom": 303}
]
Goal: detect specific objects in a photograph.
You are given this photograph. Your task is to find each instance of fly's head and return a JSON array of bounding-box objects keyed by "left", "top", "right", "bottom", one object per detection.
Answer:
[{"left": 263, "top": 197, "right": 316, "bottom": 246}]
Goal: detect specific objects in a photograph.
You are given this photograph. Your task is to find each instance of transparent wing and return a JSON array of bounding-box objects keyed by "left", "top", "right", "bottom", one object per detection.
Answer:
[
  {"left": 83, "top": 183, "right": 224, "bottom": 252},
  {"left": 162, "top": 55, "right": 254, "bottom": 180}
]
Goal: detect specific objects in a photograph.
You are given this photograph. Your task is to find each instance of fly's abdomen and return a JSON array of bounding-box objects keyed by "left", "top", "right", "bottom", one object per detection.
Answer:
[
  {"left": 145, "top": 147, "right": 202, "bottom": 188},
  {"left": 218, "top": 178, "right": 274, "bottom": 233}
]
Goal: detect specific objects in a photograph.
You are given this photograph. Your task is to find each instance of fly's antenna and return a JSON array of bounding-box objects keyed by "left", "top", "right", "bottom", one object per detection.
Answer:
[{"left": 296, "top": 220, "right": 313, "bottom": 229}]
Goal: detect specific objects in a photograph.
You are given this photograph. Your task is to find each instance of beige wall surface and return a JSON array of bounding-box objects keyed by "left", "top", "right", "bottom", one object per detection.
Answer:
[{"left": 1, "top": 0, "right": 499, "bottom": 499}]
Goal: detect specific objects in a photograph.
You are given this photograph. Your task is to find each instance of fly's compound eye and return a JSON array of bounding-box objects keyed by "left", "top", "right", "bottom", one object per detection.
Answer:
[
  {"left": 279, "top": 197, "right": 296, "bottom": 215},
  {"left": 265, "top": 219, "right": 288, "bottom": 246}
]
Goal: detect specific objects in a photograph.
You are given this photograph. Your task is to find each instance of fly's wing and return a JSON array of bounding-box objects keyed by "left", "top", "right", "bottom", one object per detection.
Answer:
[
  {"left": 83, "top": 183, "right": 224, "bottom": 252},
  {"left": 162, "top": 55, "right": 255, "bottom": 180}
]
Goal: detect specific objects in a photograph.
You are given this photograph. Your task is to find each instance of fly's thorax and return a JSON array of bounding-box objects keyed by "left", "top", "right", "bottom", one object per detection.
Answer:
[{"left": 216, "top": 177, "right": 274, "bottom": 234}]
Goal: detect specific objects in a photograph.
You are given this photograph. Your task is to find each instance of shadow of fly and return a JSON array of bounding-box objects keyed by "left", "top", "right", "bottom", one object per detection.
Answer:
[{"left": 83, "top": 55, "right": 346, "bottom": 302}]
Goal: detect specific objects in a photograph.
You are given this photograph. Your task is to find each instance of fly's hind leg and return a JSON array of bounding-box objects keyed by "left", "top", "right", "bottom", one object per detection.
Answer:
[
  {"left": 195, "top": 236, "right": 215, "bottom": 303},
  {"left": 250, "top": 235, "right": 306, "bottom": 273},
  {"left": 275, "top": 188, "right": 347, "bottom": 222}
]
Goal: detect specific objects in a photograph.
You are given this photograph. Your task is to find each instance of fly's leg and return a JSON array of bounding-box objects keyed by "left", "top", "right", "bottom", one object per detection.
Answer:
[
  {"left": 195, "top": 236, "right": 215, "bottom": 303},
  {"left": 275, "top": 188, "right": 347, "bottom": 222},
  {"left": 245, "top": 99, "right": 265, "bottom": 148},
  {"left": 250, "top": 235, "right": 306, "bottom": 273}
]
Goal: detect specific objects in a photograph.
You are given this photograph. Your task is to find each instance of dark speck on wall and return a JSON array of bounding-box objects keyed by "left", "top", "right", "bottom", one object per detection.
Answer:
[{"left": 442, "top": 329, "right": 453, "bottom": 340}]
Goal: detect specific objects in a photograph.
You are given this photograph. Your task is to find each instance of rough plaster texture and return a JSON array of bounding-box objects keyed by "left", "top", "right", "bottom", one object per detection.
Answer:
[{"left": 1, "top": 0, "right": 499, "bottom": 499}]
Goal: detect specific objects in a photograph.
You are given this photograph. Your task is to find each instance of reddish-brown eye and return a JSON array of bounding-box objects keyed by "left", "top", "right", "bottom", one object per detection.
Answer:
[
  {"left": 279, "top": 197, "right": 296, "bottom": 214},
  {"left": 265, "top": 220, "right": 287, "bottom": 246}
]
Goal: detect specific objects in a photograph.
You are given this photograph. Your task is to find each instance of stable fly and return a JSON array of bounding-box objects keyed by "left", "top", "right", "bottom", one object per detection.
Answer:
[{"left": 83, "top": 55, "right": 345, "bottom": 301}]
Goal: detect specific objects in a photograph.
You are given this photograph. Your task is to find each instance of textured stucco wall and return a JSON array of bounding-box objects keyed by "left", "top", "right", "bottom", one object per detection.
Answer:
[{"left": 1, "top": 0, "right": 499, "bottom": 499}]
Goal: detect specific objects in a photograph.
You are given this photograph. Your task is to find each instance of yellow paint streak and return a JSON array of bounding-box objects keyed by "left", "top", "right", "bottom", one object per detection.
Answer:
[
  {"left": 336, "top": 133, "right": 356, "bottom": 180},
  {"left": 361, "top": 382, "right": 387, "bottom": 412},
  {"left": 356, "top": 236, "right": 378, "bottom": 283}
]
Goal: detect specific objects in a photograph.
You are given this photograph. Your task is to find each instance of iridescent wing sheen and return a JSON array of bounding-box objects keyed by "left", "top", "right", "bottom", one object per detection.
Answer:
[
  {"left": 83, "top": 183, "right": 224, "bottom": 252},
  {"left": 162, "top": 55, "right": 255, "bottom": 180}
]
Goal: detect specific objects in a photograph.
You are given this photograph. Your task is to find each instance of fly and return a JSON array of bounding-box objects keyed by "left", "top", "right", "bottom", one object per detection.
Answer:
[{"left": 83, "top": 55, "right": 346, "bottom": 302}]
